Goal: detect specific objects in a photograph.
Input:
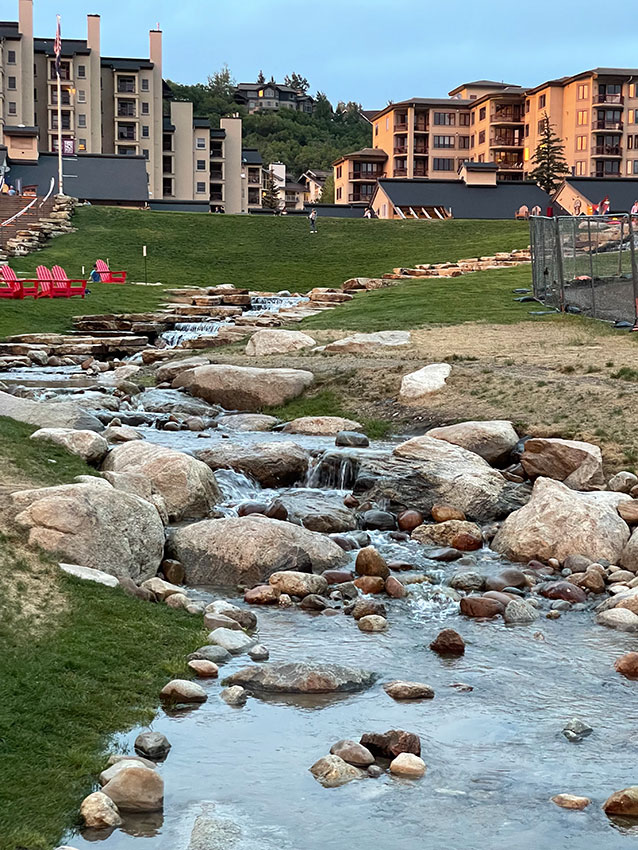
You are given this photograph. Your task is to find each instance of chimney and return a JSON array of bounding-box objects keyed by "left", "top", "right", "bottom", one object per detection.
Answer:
[
  {"left": 18, "top": 0, "right": 33, "bottom": 38},
  {"left": 149, "top": 28, "right": 162, "bottom": 71},
  {"left": 87, "top": 14, "right": 100, "bottom": 52}
]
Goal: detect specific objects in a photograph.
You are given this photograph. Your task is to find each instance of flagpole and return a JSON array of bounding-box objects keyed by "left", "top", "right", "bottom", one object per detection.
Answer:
[{"left": 55, "top": 15, "right": 63, "bottom": 195}]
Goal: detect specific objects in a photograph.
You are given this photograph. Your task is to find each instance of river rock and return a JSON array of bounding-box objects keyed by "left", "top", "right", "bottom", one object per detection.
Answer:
[
  {"left": 160, "top": 679, "right": 208, "bottom": 704},
  {"left": 283, "top": 416, "right": 362, "bottom": 436},
  {"left": 352, "top": 598, "right": 387, "bottom": 620},
  {"left": 614, "top": 652, "right": 638, "bottom": 679},
  {"left": 197, "top": 440, "right": 308, "bottom": 487},
  {"left": 102, "top": 441, "right": 219, "bottom": 522},
  {"left": 384, "top": 681, "right": 435, "bottom": 700},
  {"left": 551, "top": 794, "right": 591, "bottom": 810},
  {"left": 596, "top": 608, "right": 638, "bottom": 632},
  {"left": 8, "top": 482, "right": 164, "bottom": 582},
  {"left": 389, "top": 753, "right": 426, "bottom": 778},
  {"left": 80, "top": 791, "right": 122, "bottom": 828},
  {"left": 248, "top": 644, "right": 269, "bottom": 661},
  {"left": 221, "top": 685, "right": 247, "bottom": 706},
  {"left": 399, "top": 363, "right": 451, "bottom": 401},
  {"left": 355, "top": 546, "right": 390, "bottom": 578},
  {"left": 222, "top": 662, "right": 377, "bottom": 693},
  {"left": 360, "top": 509, "right": 397, "bottom": 530},
  {"left": 428, "top": 420, "right": 518, "bottom": 464},
  {"left": 207, "top": 627, "right": 256, "bottom": 655},
  {"left": 609, "top": 471, "right": 638, "bottom": 493},
  {"left": 412, "top": 520, "right": 482, "bottom": 550},
  {"left": 503, "top": 599, "right": 539, "bottom": 624},
  {"left": 141, "top": 577, "right": 184, "bottom": 601},
  {"left": 244, "top": 585, "right": 280, "bottom": 605},
  {"left": 430, "top": 628, "right": 465, "bottom": 656},
  {"left": 520, "top": 437, "right": 604, "bottom": 490},
  {"left": 271, "top": 489, "right": 356, "bottom": 533},
  {"left": 621, "top": 529, "right": 638, "bottom": 572},
  {"left": 603, "top": 787, "right": 638, "bottom": 816},
  {"left": 618, "top": 501, "right": 638, "bottom": 525},
  {"left": 431, "top": 504, "right": 466, "bottom": 522},
  {"left": 101, "top": 765, "right": 164, "bottom": 812},
  {"left": 156, "top": 355, "right": 210, "bottom": 383},
  {"left": 360, "top": 730, "right": 421, "bottom": 758},
  {"left": 540, "top": 581, "right": 587, "bottom": 603},
  {"left": 309, "top": 754, "right": 365, "bottom": 787},
  {"left": 336, "top": 431, "right": 369, "bottom": 448},
  {"left": 330, "top": 739, "right": 375, "bottom": 767},
  {"left": 269, "top": 570, "right": 328, "bottom": 596},
  {"left": 0, "top": 389, "right": 103, "bottom": 431},
  {"left": 485, "top": 567, "right": 528, "bottom": 591},
  {"left": 59, "top": 563, "right": 119, "bottom": 588},
  {"left": 103, "top": 424, "right": 143, "bottom": 444},
  {"left": 173, "top": 515, "right": 345, "bottom": 586},
  {"left": 450, "top": 571, "right": 484, "bottom": 592},
  {"left": 204, "top": 612, "right": 242, "bottom": 632},
  {"left": 188, "top": 645, "right": 231, "bottom": 664},
  {"left": 134, "top": 731, "right": 171, "bottom": 760},
  {"left": 460, "top": 596, "right": 504, "bottom": 618},
  {"left": 385, "top": 576, "right": 407, "bottom": 598},
  {"left": 99, "top": 758, "right": 154, "bottom": 786},
  {"left": 571, "top": 569, "right": 606, "bottom": 594},
  {"left": 217, "top": 413, "right": 279, "bottom": 432},
  {"left": 204, "top": 600, "right": 257, "bottom": 631},
  {"left": 245, "top": 329, "right": 316, "bottom": 356},
  {"left": 358, "top": 614, "right": 388, "bottom": 632},
  {"left": 323, "top": 569, "right": 354, "bottom": 584},
  {"left": 30, "top": 428, "right": 108, "bottom": 465},
  {"left": 562, "top": 718, "right": 593, "bottom": 742},
  {"left": 397, "top": 509, "right": 423, "bottom": 532},
  {"left": 188, "top": 659, "right": 219, "bottom": 677},
  {"left": 173, "top": 364, "right": 314, "bottom": 410},
  {"left": 323, "top": 330, "right": 411, "bottom": 354},
  {"left": 353, "top": 575, "right": 384, "bottom": 594},
  {"left": 491, "top": 478, "right": 630, "bottom": 564}
]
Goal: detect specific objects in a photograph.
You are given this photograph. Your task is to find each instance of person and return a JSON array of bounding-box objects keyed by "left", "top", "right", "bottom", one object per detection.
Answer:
[
  {"left": 309, "top": 208, "right": 317, "bottom": 233},
  {"left": 573, "top": 198, "right": 582, "bottom": 216},
  {"left": 89, "top": 263, "right": 101, "bottom": 283},
  {"left": 363, "top": 208, "right": 372, "bottom": 219},
  {"left": 631, "top": 200, "right": 638, "bottom": 216},
  {"left": 531, "top": 204, "right": 542, "bottom": 217},
  {"left": 7, "top": 185, "right": 16, "bottom": 196}
]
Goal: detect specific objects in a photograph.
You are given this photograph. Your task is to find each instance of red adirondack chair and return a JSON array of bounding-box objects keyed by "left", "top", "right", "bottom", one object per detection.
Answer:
[
  {"left": 0, "top": 267, "right": 22, "bottom": 298},
  {"left": 37, "top": 265, "right": 65, "bottom": 298},
  {"left": 51, "top": 265, "right": 87, "bottom": 298},
  {"left": 0, "top": 266, "right": 43, "bottom": 298},
  {"left": 95, "top": 258, "right": 126, "bottom": 284}
]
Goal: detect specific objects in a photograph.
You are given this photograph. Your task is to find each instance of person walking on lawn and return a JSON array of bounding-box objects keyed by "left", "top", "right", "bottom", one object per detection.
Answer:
[{"left": 309, "top": 208, "right": 317, "bottom": 234}]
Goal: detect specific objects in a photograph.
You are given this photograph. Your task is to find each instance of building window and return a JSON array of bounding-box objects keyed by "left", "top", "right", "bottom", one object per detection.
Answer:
[
  {"left": 78, "top": 89, "right": 86, "bottom": 102},
  {"left": 142, "top": 148, "right": 149, "bottom": 159},
  {"left": 78, "top": 114, "right": 87, "bottom": 128},
  {"left": 539, "top": 94, "right": 546, "bottom": 109},
  {"left": 575, "top": 161, "right": 586, "bottom": 176},
  {"left": 117, "top": 76, "right": 136, "bottom": 94},
  {"left": 470, "top": 134, "right": 475, "bottom": 148},
  {"left": 458, "top": 136, "right": 470, "bottom": 149},
  {"left": 196, "top": 137, "right": 206, "bottom": 149},
  {"left": 525, "top": 124, "right": 529, "bottom": 137},
  {"left": 117, "top": 145, "right": 137, "bottom": 156},
  {"left": 336, "top": 187, "right": 342, "bottom": 200},
  {"left": 478, "top": 154, "right": 485, "bottom": 163},
  {"left": 336, "top": 165, "right": 342, "bottom": 179},
  {"left": 142, "top": 102, "right": 150, "bottom": 115},
  {"left": 478, "top": 130, "right": 486, "bottom": 144},
  {"left": 196, "top": 159, "right": 206, "bottom": 170},
  {"left": 432, "top": 157, "right": 454, "bottom": 171},
  {"left": 433, "top": 135, "right": 454, "bottom": 148},
  {"left": 630, "top": 84, "right": 637, "bottom": 99},
  {"left": 141, "top": 78, "right": 150, "bottom": 91},
  {"left": 375, "top": 123, "right": 378, "bottom": 136},
  {"left": 576, "top": 135, "right": 587, "bottom": 151},
  {"left": 142, "top": 125, "right": 150, "bottom": 137},
  {"left": 385, "top": 117, "right": 389, "bottom": 130},
  {"left": 479, "top": 107, "right": 486, "bottom": 121},
  {"left": 7, "top": 49, "right": 16, "bottom": 64},
  {"left": 8, "top": 76, "right": 16, "bottom": 90},
  {"left": 117, "top": 122, "right": 136, "bottom": 140},
  {"left": 196, "top": 181, "right": 206, "bottom": 193},
  {"left": 526, "top": 99, "right": 530, "bottom": 113},
  {"left": 577, "top": 84, "right": 589, "bottom": 100},
  {"left": 8, "top": 102, "right": 17, "bottom": 115},
  {"left": 629, "top": 109, "right": 636, "bottom": 124},
  {"left": 77, "top": 138, "right": 87, "bottom": 151},
  {"left": 577, "top": 110, "right": 588, "bottom": 125},
  {"left": 537, "top": 119, "right": 545, "bottom": 134},
  {"left": 634, "top": 161, "right": 638, "bottom": 174},
  {"left": 629, "top": 136, "right": 634, "bottom": 150},
  {"left": 77, "top": 64, "right": 86, "bottom": 78},
  {"left": 163, "top": 177, "right": 173, "bottom": 196},
  {"left": 458, "top": 113, "right": 470, "bottom": 126},
  {"left": 163, "top": 155, "right": 172, "bottom": 173},
  {"left": 434, "top": 112, "right": 455, "bottom": 126}
]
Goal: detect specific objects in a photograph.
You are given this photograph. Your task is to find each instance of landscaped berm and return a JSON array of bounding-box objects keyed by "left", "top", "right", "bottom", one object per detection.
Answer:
[{"left": 2, "top": 206, "right": 638, "bottom": 850}]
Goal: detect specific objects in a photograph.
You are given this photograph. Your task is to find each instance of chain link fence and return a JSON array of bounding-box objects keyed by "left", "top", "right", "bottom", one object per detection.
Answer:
[{"left": 530, "top": 214, "right": 638, "bottom": 324}]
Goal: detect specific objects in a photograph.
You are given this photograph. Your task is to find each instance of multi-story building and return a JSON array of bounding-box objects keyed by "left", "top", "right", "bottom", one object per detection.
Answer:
[
  {"left": 234, "top": 81, "right": 314, "bottom": 114},
  {"left": 298, "top": 169, "right": 330, "bottom": 203}
]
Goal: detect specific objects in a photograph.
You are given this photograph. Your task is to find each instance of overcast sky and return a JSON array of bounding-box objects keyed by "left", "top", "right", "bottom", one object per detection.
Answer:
[{"left": 29, "top": 0, "right": 638, "bottom": 107}]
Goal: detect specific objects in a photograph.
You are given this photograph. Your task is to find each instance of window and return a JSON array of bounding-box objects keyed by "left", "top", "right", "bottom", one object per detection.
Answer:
[
  {"left": 575, "top": 161, "right": 586, "bottom": 175},
  {"left": 433, "top": 135, "right": 454, "bottom": 148},
  {"left": 537, "top": 119, "right": 545, "bottom": 134},
  {"left": 470, "top": 134, "right": 475, "bottom": 148},
  {"left": 196, "top": 181, "right": 206, "bottom": 193},
  {"left": 77, "top": 64, "right": 86, "bottom": 78},
  {"left": 634, "top": 161, "right": 638, "bottom": 175},
  {"left": 8, "top": 102, "right": 17, "bottom": 115},
  {"left": 8, "top": 76, "right": 16, "bottom": 90},
  {"left": 336, "top": 165, "right": 342, "bottom": 179},
  {"left": 142, "top": 102, "right": 150, "bottom": 115},
  {"left": 336, "top": 187, "right": 342, "bottom": 200},
  {"left": 374, "top": 123, "right": 378, "bottom": 136},
  {"left": 7, "top": 49, "right": 16, "bottom": 64},
  {"left": 539, "top": 94, "right": 546, "bottom": 109},
  {"left": 629, "top": 136, "right": 634, "bottom": 150},
  {"left": 577, "top": 110, "right": 588, "bottom": 125},
  {"left": 471, "top": 112, "right": 475, "bottom": 125},
  {"left": 526, "top": 99, "right": 530, "bottom": 113},
  {"left": 630, "top": 84, "right": 637, "bottom": 99},
  {"left": 432, "top": 157, "right": 454, "bottom": 171},
  {"left": 196, "top": 159, "right": 206, "bottom": 170},
  {"left": 479, "top": 107, "right": 486, "bottom": 121},
  {"left": 163, "top": 155, "right": 172, "bottom": 173},
  {"left": 163, "top": 177, "right": 173, "bottom": 196},
  {"left": 142, "top": 125, "right": 150, "bottom": 138},
  {"left": 478, "top": 154, "right": 485, "bottom": 162},
  {"left": 458, "top": 113, "right": 470, "bottom": 126},
  {"left": 78, "top": 114, "right": 86, "bottom": 128},
  {"left": 78, "top": 138, "right": 87, "bottom": 151},
  {"left": 386, "top": 117, "right": 389, "bottom": 130},
  {"left": 434, "top": 112, "right": 455, "bottom": 125},
  {"left": 78, "top": 89, "right": 86, "bottom": 103},
  {"left": 458, "top": 136, "right": 470, "bottom": 149},
  {"left": 577, "top": 84, "right": 589, "bottom": 100},
  {"left": 196, "top": 137, "right": 206, "bottom": 149},
  {"left": 629, "top": 110, "right": 636, "bottom": 124},
  {"left": 117, "top": 76, "right": 136, "bottom": 94},
  {"left": 142, "top": 149, "right": 149, "bottom": 160},
  {"left": 576, "top": 135, "right": 587, "bottom": 151},
  {"left": 117, "top": 145, "right": 137, "bottom": 156},
  {"left": 525, "top": 124, "right": 529, "bottom": 137},
  {"left": 141, "top": 79, "right": 149, "bottom": 91},
  {"left": 478, "top": 130, "right": 486, "bottom": 144},
  {"left": 117, "top": 122, "right": 136, "bottom": 140}
]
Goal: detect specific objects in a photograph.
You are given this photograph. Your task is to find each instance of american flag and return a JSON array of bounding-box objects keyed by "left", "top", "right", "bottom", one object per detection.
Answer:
[{"left": 54, "top": 15, "right": 61, "bottom": 77}]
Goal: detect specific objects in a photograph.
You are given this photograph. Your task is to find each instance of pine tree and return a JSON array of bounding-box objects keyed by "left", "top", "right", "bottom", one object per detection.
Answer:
[
  {"left": 319, "top": 173, "right": 334, "bottom": 204},
  {"left": 284, "top": 72, "right": 310, "bottom": 93},
  {"left": 262, "top": 172, "right": 281, "bottom": 211},
  {"left": 257, "top": 69, "right": 265, "bottom": 85},
  {"left": 529, "top": 113, "right": 570, "bottom": 195}
]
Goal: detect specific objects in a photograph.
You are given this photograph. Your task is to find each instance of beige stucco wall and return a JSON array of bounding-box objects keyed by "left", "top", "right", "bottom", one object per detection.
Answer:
[{"left": 220, "top": 115, "right": 243, "bottom": 214}]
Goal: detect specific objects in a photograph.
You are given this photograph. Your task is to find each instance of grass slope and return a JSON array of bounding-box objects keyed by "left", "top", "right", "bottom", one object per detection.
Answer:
[{"left": 1, "top": 207, "right": 529, "bottom": 338}]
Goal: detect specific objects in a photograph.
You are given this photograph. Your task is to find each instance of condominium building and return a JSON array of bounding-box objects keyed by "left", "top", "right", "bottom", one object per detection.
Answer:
[{"left": 235, "top": 81, "right": 314, "bottom": 114}]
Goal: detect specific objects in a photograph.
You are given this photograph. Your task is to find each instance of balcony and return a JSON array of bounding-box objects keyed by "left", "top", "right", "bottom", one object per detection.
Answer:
[
  {"left": 393, "top": 146, "right": 408, "bottom": 155},
  {"left": 248, "top": 175, "right": 261, "bottom": 184},
  {"left": 414, "top": 144, "right": 428, "bottom": 154},
  {"left": 414, "top": 121, "right": 428, "bottom": 132},
  {"left": 393, "top": 167, "right": 407, "bottom": 177},
  {"left": 490, "top": 135, "right": 523, "bottom": 147},
  {"left": 413, "top": 167, "right": 428, "bottom": 177},
  {"left": 594, "top": 93, "right": 624, "bottom": 105},
  {"left": 593, "top": 167, "right": 621, "bottom": 178},
  {"left": 350, "top": 170, "right": 384, "bottom": 180},
  {"left": 496, "top": 160, "right": 524, "bottom": 170},
  {"left": 210, "top": 191, "right": 223, "bottom": 201},
  {"left": 394, "top": 122, "right": 408, "bottom": 131},
  {"left": 490, "top": 112, "right": 524, "bottom": 124},
  {"left": 593, "top": 144, "right": 622, "bottom": 156},
  {"left": 593, "top": 120, "right": 623, "bottom": 131},
  {"left": 210, "top": 170, "right": 223, "bottom": 181},
  {"left": 348, "top": 192, "right": 375, "bottom": 202}
]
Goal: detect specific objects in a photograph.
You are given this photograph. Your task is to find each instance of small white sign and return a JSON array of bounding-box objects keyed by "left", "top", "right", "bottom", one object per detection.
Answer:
[{"left": 143, "top": 245, "right": 147, "bottom": 257}]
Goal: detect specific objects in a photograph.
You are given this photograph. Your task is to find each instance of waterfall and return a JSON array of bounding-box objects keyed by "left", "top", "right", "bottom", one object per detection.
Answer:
[
  {"left": 161, "top": 320, "right": 230, "bottom": 348},
  {"left": 243, "top": 295, "right": 309, "bottom": 318},
  {"left": 305, "top": 450, "right": 359, "bottom": 490}
]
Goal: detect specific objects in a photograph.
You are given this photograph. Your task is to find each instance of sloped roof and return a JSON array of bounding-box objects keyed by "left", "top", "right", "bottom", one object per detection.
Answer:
[
  {"left": 35, "top": 37, "right": 90, "bottom": 56},
  {"left": 0, "top": 21, "right": 19, "bottom": 38},
  {"left": 242, "top": 149, "right": 263, "bottom": 164},
  {"left": 559, "top": 177, "right": 638, "bottom": 211},
  {"left": 333, "top": 147, "right": 388, "bottom": 165}
]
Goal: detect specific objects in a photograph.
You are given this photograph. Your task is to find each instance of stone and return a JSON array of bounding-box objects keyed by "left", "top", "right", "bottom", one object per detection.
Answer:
[
  {"left": 596, "top": 608, "right": 638, "bottom": 632},
  {"left": 285, "top": 416, "right": 364, "bottom": 437},
  {"left": 571, "top": 569, "right": 605, "bottom": 594},
  {"left": 352, "top": 598, "right": 387, "bottom": 620},
  {"left": 159, "top": 679, "right": 208, "bottom": 704},
  {"left": 101, "top": 765, "right": 164, "bottom": 812},
  {"left": 358, "top": 614, "right": 388, "bottom": 632},
  {"left": 0, "top": 389, "right": 103, "bottom": 431},
  {"left": 134, "top": 731, "right": 171, "bottom": 760},
  {"left": 618, "top": 501, "right": 638, "bottom": 525},
  {"left": 354, "top": 547, "right": 390, "bottom": 579},
  {"left": 156, "top": 355, "right": 211, "bottom": 383},
  {"left": 551, "top": 794, "right": 591, "bottom": 810},
  {"left": 300, "top": 593, "right": 328, "bottom": 611},
  {"left": 330, "top": 739, "right": 375, "bottom": 767},
  {"left": 503, "top": 599, "right": 539, "bottom": 624},
  {"left": 99, "top": 758, "right": 155, "bottom": 786},
  {"left": 309, "top": 754, "right": 365, "bottom": 787},
  {"left": 450, "top": 571, "right": 485, "bottom": 592},
  {"left": 492, "top": 479, "right": 630, "bottom": 565},
  {"left": 431, "top": 504, "right": 466, "bottom": 523},
  {"left": 162, "top": 559, "right": 185, "bottom": 585},
  {"left": 204, "top": 612, "right": 242, "bottom": 632},
  {"left": 412, "top": 520, "right": 482, "bottom": 551},
  {"left": 271, "top": 490, "right": 355, "bottom": 533},
  {"left": 384, "top": 681, "right": 434, "bottom": 700},
  {"left": 563, "top": 554, "right": 593, "bottom": 572},
  {"left": 103, "top": 424, "right": 144, "bottom": 444},
  {"left": 204, "top": 600, "right": 257, "bottom": 631},
  {"left": 622, "top": 529, "right": 638, "bottom": 572},
  {"left": 268, "top": 570, "right": 329, "bottom": 597},
  {"left": 609, "top": 471, "right": 638, "bottom": 493},
  {"left": 59, "top": 563, "right": 119, "bottom": 588},
  {"left": 245, "top": 329, "right": 316, "bottom": 356},
  {"left": 354, "top": 575, "right": 385, "bottom": 594},
  {"left": 360, "top": 509, "right": 397, "bottom": 530},
  {"left": 336, "top": 431, "right": 369, "bottom": 448},
  {"left": 460, "top": 596, "right": 504, "bottom": 618},
  {"left": 397, "top": 509, "right": 423, "bottom": 532},
  {"left": 223, "top": 662, "right": 377, "bottom": 694},
  {"left": 614, "top": 652, "right": 638, "bottom": 679},
  {"left": 248, "top": 644, "right": 269, "bottom": 661},
  {"left": 244, "top": 585, "right": 280, "bottom": 605},
  {"left": 141, "top": 577, "right": 184, "bottom": 601},
  {"left": 603, "top": 787, "right": 638, "bottom": 817},
  {"left": 30, "top": 428, "right": 108, "bottom": 465},
  {"left": 540, "top": 581, "right": 587, "bottom": 604},
  {"left": 8, "top": 482, "right": 164, "bottom": 582},
  {"left": 430, "top": 628, "right": 465, "bottom": 656},
  {"left": 221, "top": 685, "right": 247, "bottom": 706},
  {"left": 172, "top": 515, "right": 346, "bottom": 587},
  {"left": 173, "top": 364, "right": 314, "bottom": 410},
  {"left": 323, "top": 330, "right": 411, "bottom": 354},
  {"left": 427, "top": 420, "right": 519, "bottom": 464},
  {"left": 399, "top": 363, "right": 451, "bottom": 401},
  {"left": 520, "top": 437, "right": 604, "bottom": 490},
  {"left": 197, "top": 440, "right": 308, "bottom": 487},
  {"left": 323, "top": 569, "right": 354, "bottom": 584},
  {"left": 360, "top": 730, "right": 421, "bottom": 758},
  {"left": 207, "top": 627, "right": 256, "bottom": 655},
  {"left": 385, "top": 576, "right": 407, "bottom": 598},
  {"left": 562, "top": 718, "right": 593, "bottom": 742},
  {"left": 188, "top": 659, "right": 219, "bottom": 677},
  {"left": 188, "top": 645, "right": 231, "bottom": 664},
  {"left": 389, "top": 753, "right": 426, "bottom": 778},
  {"left": 484, "top": 567, "right": 528, "bottom": 591},
  {"left": 80, "top": 791, "right": 122, "bottom": 829},
  {"left": 118, "top": 577, "right": 156, "bottom": 603},
  {"left": 102, "top": 441, "right": 220, "bottom": 522},
  {"left": 217, "top": 413, "right": 279, "bottom": 432}
]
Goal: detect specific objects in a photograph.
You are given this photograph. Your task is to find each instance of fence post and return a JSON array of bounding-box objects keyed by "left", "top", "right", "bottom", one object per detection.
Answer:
[
  {"left": 618, "top": 216, "right": 625, "bottom": 278},
  {"left": 554, "top": 217, "right": 565, "bottom": 311},
  {"left": 587, "top": 218, "right": 596, "bottom": 318},
  {"left": 629, "top": 214, "right": 638, "bottom": 326}
]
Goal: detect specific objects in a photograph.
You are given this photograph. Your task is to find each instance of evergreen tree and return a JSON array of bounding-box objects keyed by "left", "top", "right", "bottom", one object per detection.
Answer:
[
  {"left": 529, "top": 113, "right": 570, "bottom": 195},
  {"left": 262, "top": 172, "right": 281, "bottom": 211},
  {"left": 257, "top": 69, "right": 266, "bottom": 85},
  {"left": 319, "top": 173, "right": 334, "bottom": 204},
  {"left": 284, "top": 72, "right": 310, "bottom": 93}
]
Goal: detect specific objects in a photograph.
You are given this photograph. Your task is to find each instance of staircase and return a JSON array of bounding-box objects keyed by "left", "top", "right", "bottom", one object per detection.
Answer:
[{"left": 0, "top": 194, "right": 75, "bottom": 261}]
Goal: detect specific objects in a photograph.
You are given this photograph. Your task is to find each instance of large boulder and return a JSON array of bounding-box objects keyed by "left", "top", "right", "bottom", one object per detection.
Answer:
[
  {"left": 155, "top": 356, "right": 210, "bottom": 384},
  {"left": 322, "top": 331, "right": 411, "bottom": 354},
  {"left": 245, "top": 329, "right": 316, "bottom": 356},
  {"left": 270, "top": 489, "right": 356, "bottom": 533},
  {"left": 8, "top": 481, "right": 164, "bottom": 581},
  {"left": 101, "top": 765, "right": 164, "bottom": 812},
  {"left": 309, "top": 755, "right": 365, "bottom": 787},
  {"left": 492, "top": 478, "right": 630, "bottom": 564},
  {"left": 30, "top": 428, "right": 108, "bottom": 465},
  {"left": 399, "top": 364, "right": 451, "bottom": 402},
  {"left": 621, "top": 529, "right": 638, "bottom": 572},
  {"left": 172, "top": 364, "right": 314, "bottom": 411},
  {"left": 268, "top": 570, "right": 328, "bottom": 597},
  {"left": 216, "top": 413, "right": 279, "bottom": 432},
  {"left": 223, "top": 662, "right": 376, "bottom": 694},
  {"left": 427, "top": 420, "right": 518, "bottom": 464},
  {"left": 136, "top": 388, "right": 219, "bottom": 418},
  {"left": 283, "top": 416, "right": 362, "bottom": 435},
  {"left": 520, "top": 437, "right": 604, "bottom": 490},
  {"left": 0, "top": 390, "right": 103, "bottom": 431},
  {"left": 196, "top": 441, "right": 308, "bottom": 488},
  {"left": 171, "top": 515, "right": 347, "bottom": 586},
  {"left": 102, "top": 441, "right": 220, "bottom": 521}
]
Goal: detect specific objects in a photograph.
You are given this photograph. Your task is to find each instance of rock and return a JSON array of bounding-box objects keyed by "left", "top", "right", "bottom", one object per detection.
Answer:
[
  {"left": 197, "top": 440, "right": 308, "bottom": 488},
  {"left": 141, "top": 577, "right": 184, "bottom": 601},
  {"left": 103, "top": 424, "right": 144, "bottom": 443},
  {"left": 609, "top": 471, "right": 638, "bottom": 493},
  {"left": 596, "top": 608, "right": 638, "bottom": 632},
  {"left": 563, "top": 554, "right": 593, "bottom": 572},
  {"left": 355, "top": 546, "right": 390, "bottom": 578},
  {"left": 385, "top": 576, "right": 407, "bottom": 598},
  {"left": 223, "top": 662, "right": 377, "bottom": 694},
  {"left": 30, "top": 428, "right": 108, "bottom": 465},
  {"left": 358, "top": 615, "right": 388, "bottom": 632},
  {"left": 571, "top": 569, "right": 606, "bottom": 594},
  {"left": 503, "top": 599, "right": 539, "bottom": 624},
  {"left": 268, "top": 570, "right": 328, "bottom": 597},
  {"left": 460, "top": 596, "right": 504, "bottom": 618},
  {"left": 431, "top": 504, "right": 466, "bottom": 523},
  {"left": 101, "top": 765, "right": 164, "bottom": 812},
  {"left": 492, "top": 479, "right": 630, "bottom": 564},
  {"left": 484, "top": 567, "right": 528, "bottom": 591},
  {"left": 271, "top": 490, "right": 355, "bottom": 533},
  {"left": 352, "top": 598, "right": 387, "bottom": 620},
  {"left": 173, "top": 364, "right": 314, "bottom": 410},
  {"left": 430, "top": 628, "right": 465, "bottom": 656},
  {"left": 159, "top": 679, "right": 208, "bottom": 704},
  {"left": 80, "top": 791, "right": 122, "bottom": 829},
  {"left": 217, "top": 413, "right": 279, "bottom": 432},
  {"left": 389, "top": 753, "right": 426, "bottom": 778},
  {"left": 323, "top": 330, "right": 411, "bottom": 354},
  {"left": 603, "top": 787, "right": 638, "bottom": 816},
  {"left": 221, "top": 685, "right": 247, "bottom": 706},
  {"left": 618, "top": 501, "right": 638, "bottom": 525},
  {"left": 244, "top": 585, "right": 280, "bottom": 605},
  {"left": 155, "top": 355, "right": 210, "bottom": 383},
  {"left": 450, "top": 571, "right": 485, "bottom": 592},
  {"left": 621, "top": 529, "right": 638, "bottom": 572},
  {"left": 207, "top": 627, "right": 256, "bottom": 655},
  {"left": 59, "top": 563, "right": 119, "bottom": 588},
  {"left": 323, "top": 569, "right": 354, "bottom": 584},
  {"left": 162, "top": 559, "right": 185, "bottom": 585},
  {"left": 118, "top": 577, "right": 156, "bottom": 602},
  {"left": 164, "top": 592, "right": 188, "bottom": 609},
  {"left": 330, "top": 739, "right": 375, "bottom": 767},
  {"left": 540, "top": 581, "right": 587, "bottom": 603},
  {"left": 188, "top": 659, "right": 219, "bottom": 678},
  {"left": 188, "top": 645, "right": 231, "bottom": 664},
  {"left": 284, "top": 416, "right": 363, "bottom": 436},
  {"left": 204, "top": 600, "right": 257, "bottom": 631},
  {"left": 204, "top": 612, "right": 242, "bottom": 632},
  {"left": 336, "top": 431, "right": 369, "bottom": 448},
  {"left": 412, "top": 520, "right": 482, "bottom": 550},
  {"left": 0, "top": 389, "right": 103, "bottom": 431},
  {"left": 99, "top": 758, "right": 155, "bottom": 786},
  {"left": 245, "top": 329, "right": 316, "bottom": 356},
  {"left": 427, "top": 420, "right": 519, "bottom": 464},
  {"left": 248, "top": 644, "right": 269, "bottom": 661},
  {"left": 8, "top": 482, "right": 164, "bottom": 582},
  {"left": 397, "top": 509, "right": 423, "bottom": 532},
  {"left": 520, "top": 437, "right": 604, "bottom": 490},
  {"left": 354, "top": 575, "right": 385, "bottom": 594},
  {"left": 173, "top": 515, "right": 346, "bottom": 587},
  {"left": 300, "top": 593, "right": 328, "bottom": 611},
  {"left": 614, "top": 652, "right": 638, "bottom": 679},
  {"left": 399, "top": 363, "right": 451, "bottom": 401},
  {"left": 360, "top": 509, "right": 396, "bottom": 530},
  {"left": 384, "top": 681, "right": 434, "bottom": 700},
  {"left": 102, "top": 441, "right": 219, "bottom": 522},
  {"left": 134, "top": 731, "right": 171, "bottom": 760},
  {"left": 360, "top": 730, "right": 421, "bottom": 758},
  {"left": 562, "top": 718, "right": 593, "bottom": 742},
  {"left": 309, "top": 754, "right": 365, "bottom": 787},
  {"left": 551, "top": 794, "right": 591, "bottom": 810}
]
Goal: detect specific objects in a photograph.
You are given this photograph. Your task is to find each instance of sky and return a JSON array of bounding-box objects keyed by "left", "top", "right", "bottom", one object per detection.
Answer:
[{"left": 25, "top": 0, "right": 638, "bottom": 108}]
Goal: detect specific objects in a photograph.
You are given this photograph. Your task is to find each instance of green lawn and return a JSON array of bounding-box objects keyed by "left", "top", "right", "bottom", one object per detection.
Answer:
[{"left": 1, "top": 207, "right": 530, "bottom": 339}]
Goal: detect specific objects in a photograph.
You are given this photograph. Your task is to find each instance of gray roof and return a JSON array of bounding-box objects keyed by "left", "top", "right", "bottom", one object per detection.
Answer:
[
  {"left": 242, "top": 149, "right": 263, "bottom": 164},
  {"left": 374, "top": 178, "right": 555, "bottom": 220},
  {"left": 0, "top": 21, "right": 19, "bottom": 38},
  {"left": 35, "top": 37, "right": 90, "bottom": 56},
  {"left": 193, "top": 117, "right": 211, "bottom": 128},
  {"left": 102, "top": 57, "right": 153, "bottom": 70},
  {"left": 333, "top": 147, "right": 388, "bottom": 164},
  {"left": 561, "top": 178, "right": 638, "bottom": 212},
  {"left": 458, "top": 79, "right": 519, "bottom": 88},
  {"left": 462, "top": 161, "right": 499, "bottom": 171},
  {"left": 210, "top": 129, "right": 226, "bottom": 139},
  {"left": 163, "top": 117, "right": 176, "bottom": 132},
  {"left": 8, "top": 153, "right": 149, "bottom": 203}
]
